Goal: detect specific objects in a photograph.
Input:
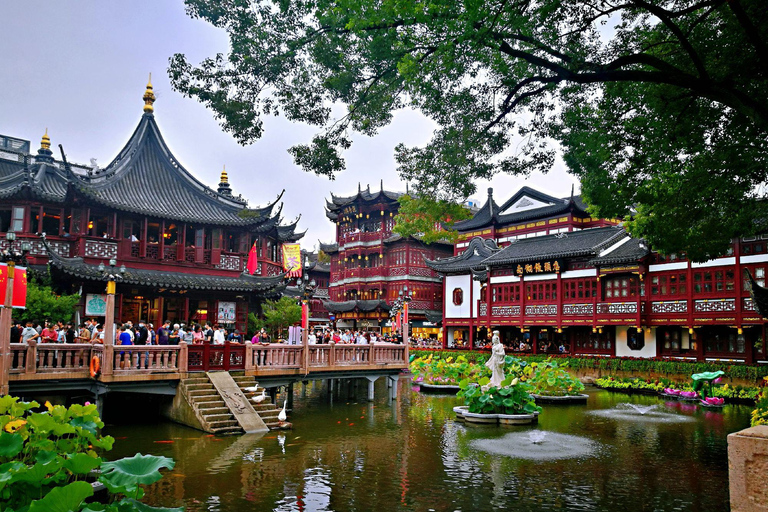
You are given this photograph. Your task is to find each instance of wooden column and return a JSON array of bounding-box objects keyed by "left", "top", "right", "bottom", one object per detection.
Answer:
[
  {"left": 141, "top": 218, "right": 148, "bottom": 258},
  {"left": 37, "top": 206, "right": 43, "bottom": 234},
  {"left": 159, "top": 220, "right": 165, "bottom": 261},
  {"left": 102, "top": 281, "right": 116, "bottom": 377}
]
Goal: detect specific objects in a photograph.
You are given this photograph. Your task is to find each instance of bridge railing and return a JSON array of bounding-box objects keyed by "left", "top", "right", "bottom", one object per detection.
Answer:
[{"left": 8, "top": 340, "right": 407, "bottom": 380}]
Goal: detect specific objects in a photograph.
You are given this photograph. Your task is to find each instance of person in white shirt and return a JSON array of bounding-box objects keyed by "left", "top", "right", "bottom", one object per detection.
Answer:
[
  {"left": 369, "top": 332, "right": 377, "bottom": 343},
  {"left": 356, "top": 333, "right": 367, "bottom": 344},
  {"left": 213, "top": 325, "right": 226, "bottom": 345},
  {"left": 308, "top": 331, "right": 317, "bottom": 344},
  {"left": 341, "top": 331, "right": 350, "bottom": 343}
]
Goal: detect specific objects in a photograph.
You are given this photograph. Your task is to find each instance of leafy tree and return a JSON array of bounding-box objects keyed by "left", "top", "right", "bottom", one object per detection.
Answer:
[
  {"left": 393, "top": 195, "right": 472, "bottom": 243},
  {"left": 261, "top": 297, "right": 301, "bottom": 339},
  {"left": 247, "top": 311, "right": 264, "bottom": 338},
  {"left": 170, "top": 0, "right": 768, "bottom": 261},
  {"left": 15, "top": 275, "right": 81, "bottom": 325},
  {"left": 316, "top": 250, "right": 331, "bottom": 264}
]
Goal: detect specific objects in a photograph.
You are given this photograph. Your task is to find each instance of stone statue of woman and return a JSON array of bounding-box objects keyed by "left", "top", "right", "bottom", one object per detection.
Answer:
[{"left": 484, "top": 330, "right": 505, "bottom": 388}]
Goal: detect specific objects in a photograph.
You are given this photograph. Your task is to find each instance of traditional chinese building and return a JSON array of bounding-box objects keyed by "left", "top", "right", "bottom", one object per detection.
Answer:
[
  {"left": 427, "top": 186, "right": 768, "bottom": 363},
  {"left": 320, "top": 184, "right": 453, "bottom": 336},
  {"left": 0, "top": 80, "right": 303, "bottom": 333}
]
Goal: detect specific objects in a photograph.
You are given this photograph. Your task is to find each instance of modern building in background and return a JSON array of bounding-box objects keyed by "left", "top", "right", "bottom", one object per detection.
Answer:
[
  {"left": 320, "top": 185, "right": 452, "bottom": 336},
  {"left": 0, "top": 81, "right": 303, "bottom": 333},
  {"left": 427, "top": 186, "right": 768, "bottom": 363}
]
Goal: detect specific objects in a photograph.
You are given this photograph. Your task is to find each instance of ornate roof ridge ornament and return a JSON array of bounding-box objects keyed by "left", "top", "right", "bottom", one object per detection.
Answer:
[{"left": 143, "top": 73, "right": 155, "bottom": 114}]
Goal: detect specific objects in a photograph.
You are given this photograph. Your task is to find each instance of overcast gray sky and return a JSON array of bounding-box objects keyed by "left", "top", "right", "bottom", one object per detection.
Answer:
[{"left": 0, "top": 1, "right": 579, "bottom": 248}]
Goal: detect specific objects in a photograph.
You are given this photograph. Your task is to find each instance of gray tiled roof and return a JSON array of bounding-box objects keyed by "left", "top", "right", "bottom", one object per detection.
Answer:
[
  {"left": 47, "top": 247, "right": 286, "bottom": 294},
  {"left": 325, "top": 182, "right": 404, "bottom": 220},
  {"left": 482, "top": 226, "right": 626, "bottom": 266},
  {"left": 0, "top": 113, "right": 303, "bottom": 240},
  {"left": 425, "top": 237, "right": 500, "bottom": 273},
  {"left": 453, "top": 186, "right": 589, "bottom": 232},
  {"left": 590, "top": 237, "right": 649, "bottom": 265}
]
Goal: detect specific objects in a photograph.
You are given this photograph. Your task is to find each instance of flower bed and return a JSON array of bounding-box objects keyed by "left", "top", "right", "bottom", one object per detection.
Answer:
[
  {"left": 410, "top": 350, "right": 768, "bottom": 383},
  {"left": 457, "top": 375, "right": 542, "bottom": 426},
  {"left": 595, "top": 376, "right": 763, "bottom": 404}
]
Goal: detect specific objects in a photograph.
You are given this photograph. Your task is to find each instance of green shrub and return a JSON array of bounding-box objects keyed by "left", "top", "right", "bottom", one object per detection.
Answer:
[{"left": 0, "top": 396, "right": 180, "bottom": 512}]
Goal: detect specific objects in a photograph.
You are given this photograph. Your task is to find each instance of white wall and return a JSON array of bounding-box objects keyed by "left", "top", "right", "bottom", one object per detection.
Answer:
[
  {"left": 445, "top": 274, "right": 472, "bottom": 318},
  {"left": 615, "top": 326, "right": 657, "bottom": 358}
]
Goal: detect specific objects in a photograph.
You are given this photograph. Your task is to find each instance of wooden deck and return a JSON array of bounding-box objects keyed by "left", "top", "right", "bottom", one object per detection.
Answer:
[{"left": 8, "top": 341, "right": 408, "bottom": 384}]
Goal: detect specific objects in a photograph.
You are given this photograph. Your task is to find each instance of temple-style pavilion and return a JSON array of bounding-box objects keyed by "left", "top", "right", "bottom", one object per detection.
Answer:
[{"left": 0, "top": 79, "right": 303, "bottom": 333}]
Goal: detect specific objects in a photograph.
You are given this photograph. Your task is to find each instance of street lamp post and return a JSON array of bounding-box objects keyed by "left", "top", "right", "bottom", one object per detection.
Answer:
[
  {"left": 399, "top": 287, "right": 412, "bottom": 360},
  {"left": 0, "top": 232, "right": 31, "bottom": 396},
  {"left": 97, "top": 259, "right": 125, "bottom": 377},
  {"left": 296, "top": 274, "right": 316, "bottom": 374}
]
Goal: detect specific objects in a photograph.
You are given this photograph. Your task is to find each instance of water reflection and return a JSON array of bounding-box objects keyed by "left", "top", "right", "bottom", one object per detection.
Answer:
[{"left": 105, "top": 380, "right": 751, "bottom": 512}]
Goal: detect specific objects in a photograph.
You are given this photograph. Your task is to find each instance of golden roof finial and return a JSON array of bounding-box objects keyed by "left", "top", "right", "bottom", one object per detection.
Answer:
[
  {"left": 220, "top": 165, "right": 229, "bottom": 184},
  {"left": 143, "top": 73, "right": 155, "bottom": 113},
  {"left": 41, "top": 128, "right": 51, "bottom": 150}
]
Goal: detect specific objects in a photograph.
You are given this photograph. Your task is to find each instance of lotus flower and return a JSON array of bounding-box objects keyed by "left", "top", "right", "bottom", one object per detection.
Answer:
[
  {"left": 680, "top": 391, "right": 698, "bottom": 398},
  {"left": 712, "top": 377, "right": 722, "bottom": 384},
  {"left": 663, "top": 388, "right": 681, "bottom": 395},
  {"left": 703, "top": 397, "right": 725, "bottom": 406},
  {"left": 415, "top": 376, "right": 424, "bottom": 382}
]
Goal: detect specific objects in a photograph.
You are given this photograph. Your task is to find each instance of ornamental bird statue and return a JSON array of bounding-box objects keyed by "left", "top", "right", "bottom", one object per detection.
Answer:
[
  {"left": 278, "top": 399, "right": 287, "bottom": 422},
  {"left": 252, "top": 389, "right": 266, "bottom": 404}
]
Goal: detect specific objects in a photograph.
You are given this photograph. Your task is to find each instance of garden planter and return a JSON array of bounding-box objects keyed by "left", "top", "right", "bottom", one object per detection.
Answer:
[
  {"left": 419, "top": 383, "right": 461, "bottom": 394},
  {"left": 532, "top": 393, "right": 589, "bottom": 404},
  {"left": 453, "top": 406, "right": 469, "bottom": 420},
  {"left": 460, "top": 410, "right": 539, "bottom": 425}
]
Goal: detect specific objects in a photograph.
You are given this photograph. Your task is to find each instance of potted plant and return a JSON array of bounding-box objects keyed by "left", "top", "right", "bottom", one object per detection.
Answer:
[{"left": 456, "top": 376, "right": 542, "bottom": 425}]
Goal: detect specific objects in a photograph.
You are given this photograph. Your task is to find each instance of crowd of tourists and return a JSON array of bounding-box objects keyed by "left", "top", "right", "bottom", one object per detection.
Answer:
[
  {"left": 10, "top": 319, "right": 422, "bottom": 347},
  {"left": 9, "top": 319, "right": 249, "bottom": 346}
]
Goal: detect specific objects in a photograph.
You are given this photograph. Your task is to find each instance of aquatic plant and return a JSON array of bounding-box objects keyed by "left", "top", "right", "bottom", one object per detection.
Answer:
[
  {"left": 458, "top": 376, "right": 541, "bottom": 415},
  {"left": 525, "top": 359, "right": 585, "bottom": 397},
  {"left": 0, "top": 395, "right": 180, "bottom": 511}
]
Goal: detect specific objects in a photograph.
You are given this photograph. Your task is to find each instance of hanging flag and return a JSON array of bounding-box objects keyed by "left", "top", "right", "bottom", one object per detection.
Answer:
[
  {"left": 12, "top": 266, "right": 28, "bottom": 308},
  {"left": 301, "top": 302, "right": 309, "bottom": 330},
  {"left": 246, "top": 241, "right": 259, "bottom": 275},
  {"left": 395, "top": 310, "right": 401, "bottom": 332},
  {"left": 282, "top": 243, "right": 302, "bottom": 278},
  {"left": 403, "top": 302, "right": 409, "bottom": 332}
]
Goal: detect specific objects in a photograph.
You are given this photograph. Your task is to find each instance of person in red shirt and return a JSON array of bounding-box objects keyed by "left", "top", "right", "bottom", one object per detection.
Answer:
[{"left": 41, "top": 321, "right": 58, "bottom": 343}]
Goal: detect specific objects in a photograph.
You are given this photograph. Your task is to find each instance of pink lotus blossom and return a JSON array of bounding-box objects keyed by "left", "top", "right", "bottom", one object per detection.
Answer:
[{"left": 85, "top": 401, "right": 91, "bottom": 406}]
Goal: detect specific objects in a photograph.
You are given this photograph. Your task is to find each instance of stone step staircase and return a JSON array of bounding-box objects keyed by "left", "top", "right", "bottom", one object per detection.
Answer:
[
  {"left": 232, "top": 375, "right": 287, "bottom": 430},
  {"left": 180, "top": 376, "right": 243, "bottom": 435}
]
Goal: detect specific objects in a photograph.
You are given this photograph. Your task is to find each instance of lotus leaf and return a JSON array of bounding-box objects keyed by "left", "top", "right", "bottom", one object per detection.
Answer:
[
  {"left": 0, "top": 431, "right": 23, "bottom": 457},
  {"left": 28, "top": 481, "right": 94, "bottom": 512},
  {"left": 100, "top": 453, "right": 176, "bottom": 488}
]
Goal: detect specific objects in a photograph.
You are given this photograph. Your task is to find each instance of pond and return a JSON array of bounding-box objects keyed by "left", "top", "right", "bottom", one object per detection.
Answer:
[{"left": 105, "top": 379, "right": 751, "bottom": 512}]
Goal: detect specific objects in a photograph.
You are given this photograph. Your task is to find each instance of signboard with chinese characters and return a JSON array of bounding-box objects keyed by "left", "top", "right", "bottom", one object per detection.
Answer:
[
  {"left": 85, "top": 294, "right": 107, "bottom": 316},
  {"left": 217, "top": 301, "right": 236, "bottom": 323},
  {"left": 514, "top": 259, "right": 563, "bottom": 276}
]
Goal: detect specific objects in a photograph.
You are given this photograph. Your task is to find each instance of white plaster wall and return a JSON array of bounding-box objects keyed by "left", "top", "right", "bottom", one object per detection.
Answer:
[
  {"left": 445, "top": 275, "right": 472, "bottom": 318},
  {"left": 615, "top": 326, "right": 657, "bottom": 358},
  {"left": 471, "top": 279, "right": 482, "bottom": 317}
]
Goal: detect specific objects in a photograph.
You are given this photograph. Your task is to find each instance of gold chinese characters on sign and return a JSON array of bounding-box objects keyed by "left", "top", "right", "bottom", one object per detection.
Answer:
[{"left": 515, "top": 260, "right": 562, "bottom": 276}]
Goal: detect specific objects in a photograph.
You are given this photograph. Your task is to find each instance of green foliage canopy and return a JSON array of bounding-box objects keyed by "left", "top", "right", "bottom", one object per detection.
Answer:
[
  {"left": 15, "top": 276, "right": 81, "bottom": 325},
  {"left": 393, "top": 194, "right": 472, "bottom": 244},
  {"left": 261, "top": 296, "right": 301, "bottom": 339},
  {"left": 170, "top": 0, "right": 768, "bottom": 261}
]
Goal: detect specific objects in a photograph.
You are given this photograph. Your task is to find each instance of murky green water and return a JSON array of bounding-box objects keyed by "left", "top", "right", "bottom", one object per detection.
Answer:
[{"left": 105, "top": 380, "right": 751, "bottom": 512}]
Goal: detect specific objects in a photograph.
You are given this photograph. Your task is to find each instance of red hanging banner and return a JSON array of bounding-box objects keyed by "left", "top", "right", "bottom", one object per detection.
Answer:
[
  {"left": 0, "top": 264, "right": 8, "bottom": 306},
  {"left": 12, "top": 266, "right": 28, "bottom": 308},
  {"left": 403, "top": 302, "right": 409, "bottom": 330},
  {"left": 246, "top": 241, "right": 259, "bottom": 275},
  {"left": 395, "top": 311, "right": 401, "bottom": 332},
  {"left": 301, "top": 302, "right": 309, "bottom": 330}
]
